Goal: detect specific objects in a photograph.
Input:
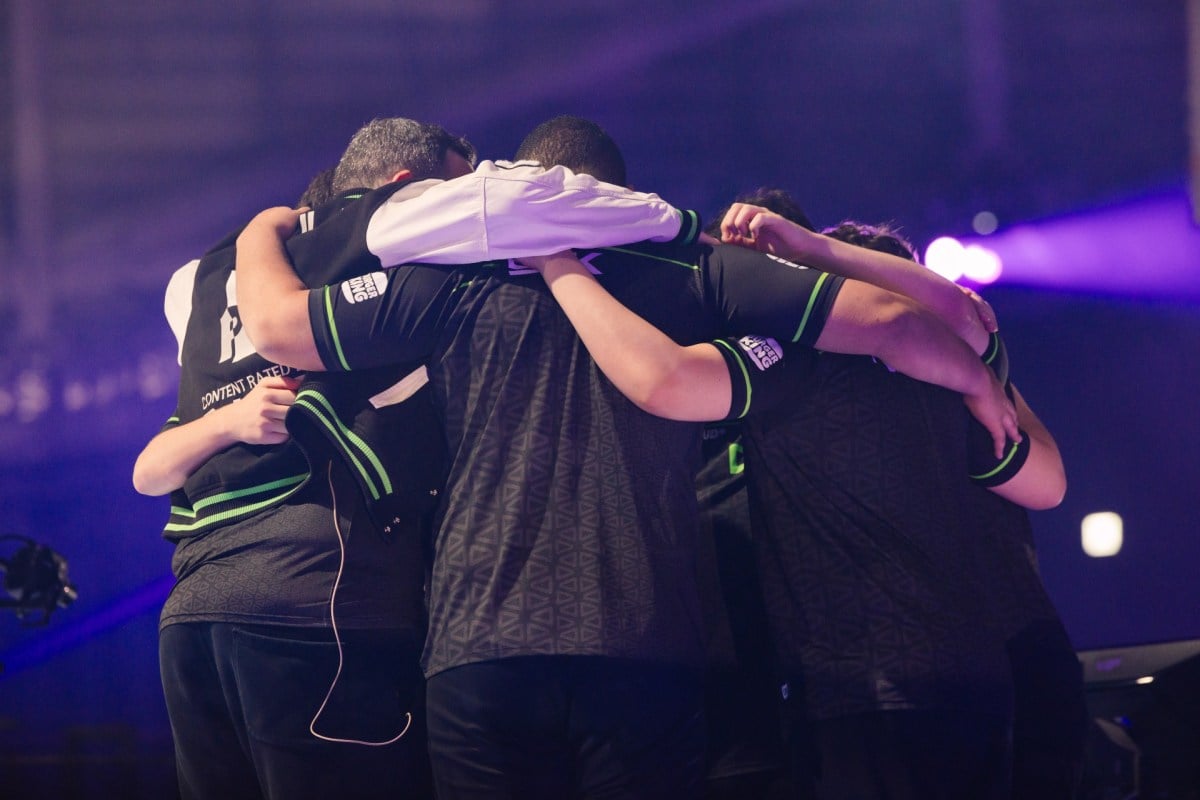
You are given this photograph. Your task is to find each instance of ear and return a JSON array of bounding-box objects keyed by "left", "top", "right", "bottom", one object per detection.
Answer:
[{"left": 389, "top": 169, "right": 414, "bottom": 184}]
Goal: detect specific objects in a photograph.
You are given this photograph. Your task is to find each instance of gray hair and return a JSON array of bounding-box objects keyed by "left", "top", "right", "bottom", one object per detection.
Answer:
[{"left": 331, "top": 117, "right": 476, "bottom": 193}]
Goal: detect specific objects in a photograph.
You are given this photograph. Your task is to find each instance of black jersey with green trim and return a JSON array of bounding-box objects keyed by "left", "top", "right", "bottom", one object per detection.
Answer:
[
  {"left": 158, "top": 184, "right": 439, "bottom": 634},
  {"left": 164, "top": 184, "right": 427, "bottom": 538},
  {"left": 302, "top": 240, "right": 844, "bottom": 677},
  {"left": 723, "top": 342, "right": 1012, "bottom": 720}
]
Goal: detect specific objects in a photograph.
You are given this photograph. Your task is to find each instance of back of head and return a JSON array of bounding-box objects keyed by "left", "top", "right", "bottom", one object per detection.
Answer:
[
  {"left": 331, "top": 117, "right": 476, "bottom": 194},
  {"left": 822, "top": 220, "right": 918, "bottom": 262},
  {"left": 514, "top": 115, "right": 627, "bottom": 186},
  {"left": 706, "top": 187, "right": 815, "bottom": 237},
  {"left": 296, "top": 166, "right": 337, "bottom": 208}
]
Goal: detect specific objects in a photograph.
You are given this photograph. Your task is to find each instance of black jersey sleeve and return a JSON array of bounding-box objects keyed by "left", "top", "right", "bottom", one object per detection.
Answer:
[
  {"left": 712, "top": 336, "right": 820, "bottom": 420},
  {"left": 967, "top": 379, "right": 1031, "bottom": 486},
  {"left": 967, "top": 332, "right": 1030, "bottom": 485},
  {"left": 306, "top": 263, "right": 461, "bottom": 372},
  {"left": 980, "top": 332, "right": 1009, "bottom": 385},
  {"left": 701, "top": 245, "right": 845, "bottom": 347}
]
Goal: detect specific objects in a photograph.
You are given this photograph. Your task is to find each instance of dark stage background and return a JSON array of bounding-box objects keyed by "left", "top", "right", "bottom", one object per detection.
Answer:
[{"left": 1, "top": 0, "right": 1197, "bottom": 796}]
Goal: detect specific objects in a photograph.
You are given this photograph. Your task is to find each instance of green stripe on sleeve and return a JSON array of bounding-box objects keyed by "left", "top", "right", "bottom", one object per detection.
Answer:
[
  {"left": 970, "top": 441, "right": 1020, "bottom": 481},
  {"left": 713, "top": 339, "right": 753, "bottom": 419},
  {"left": 323, "top": 286, "right": 352, "bottom": 371},
  {"left": 792, "top": 272, "right": 833, "bottom": 343}
]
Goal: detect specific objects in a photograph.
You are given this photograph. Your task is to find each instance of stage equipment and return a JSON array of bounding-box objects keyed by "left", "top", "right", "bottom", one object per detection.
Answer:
[{"left": 1, "top": 534, "right": 77, "bottom": 626}]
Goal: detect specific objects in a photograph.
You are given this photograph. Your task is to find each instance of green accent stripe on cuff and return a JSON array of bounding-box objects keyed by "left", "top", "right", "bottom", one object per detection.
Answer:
[
  {"left": 294, "top": 392, "right": 392, "bottom": 499},
  {"left": 713, "top": 339, "right": 753, "bottom": 419},
  {"left": 970, "top": 441, "right": 1020, "bottom": 481}
]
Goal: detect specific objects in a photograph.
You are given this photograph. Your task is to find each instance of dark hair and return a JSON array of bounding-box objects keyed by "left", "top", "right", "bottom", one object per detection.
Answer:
[
  {"left": 821, "top": 220, "right": 918, "bottom": 263},
  {"left": 331, "top": 118, "right": 476, "bottom": 193},
  {"left": 296, "top": 166, "right": 337, "bottom": 208},
  {"left": 514, "top": 115, "right": 627, "bottom": 186},
  {"left": 705, "top": 187, "right": 815, "bottom": 236}
]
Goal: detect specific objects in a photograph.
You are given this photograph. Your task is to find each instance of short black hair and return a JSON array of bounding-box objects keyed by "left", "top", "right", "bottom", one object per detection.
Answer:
[
  {"left": 822, "top": 220, "right": 918, "bottom": 262},
  {"left": 514, "top": 115, "right": 627, "bottom": 186},
  {"left": 296, "top": 166, "right": 337, "bottom": 208}
]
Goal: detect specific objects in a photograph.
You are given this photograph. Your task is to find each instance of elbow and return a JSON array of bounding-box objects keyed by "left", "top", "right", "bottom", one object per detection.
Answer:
[
  {"left": 617, "top": 369, "right": 698, "bottom": 422},
  {"left": 1036, "top": 471, "right": 1068, "bottom": 511},
  {"left": 243, "top": 317, "right": 293, "bottom": 366},
  {"left": 1014, "top": 469, "right": 1067, "bottom": 512},
  {"left": 627, "top": 377, "right": 680, "bottom": 420},
  {"left": 869, "top": 296, "right": 925, "bottom": 363},
  {"left": 132, "top": 462, "right": 169, "bottom": 497}
]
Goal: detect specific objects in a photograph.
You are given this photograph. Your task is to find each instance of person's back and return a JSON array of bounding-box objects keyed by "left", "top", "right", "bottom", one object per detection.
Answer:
[
  {"left": 422, "top": 245, "right": 716, "bottom": 674},
  {"left": 279, "top": 174, "right": 843, "bottom": 800},
  {"left": 741, "top": 343, "right": 1013, "bottom": 799},
  {"left": 136, "top": 117, "right": 478, "bottom": 800}
]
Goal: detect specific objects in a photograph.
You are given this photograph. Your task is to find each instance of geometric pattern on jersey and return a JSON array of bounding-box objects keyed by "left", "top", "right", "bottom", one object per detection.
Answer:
[
  {"left": 741, "top": 347, "right": 1012, "bottom": 720},
  {"left": 307, "top": 239, "right": 844, "bottom": 677}
]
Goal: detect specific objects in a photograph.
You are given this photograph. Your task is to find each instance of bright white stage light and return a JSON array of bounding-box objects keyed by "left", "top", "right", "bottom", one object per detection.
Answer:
[
  {"left": 1081, "top": 511, "right": 1124, "bottom": 557},
  {"left": 962, "top": 244, "right": 1003, "bottom": 284},
  {"left": 924, "top": 236, "right": 966, "bottom": 281}
]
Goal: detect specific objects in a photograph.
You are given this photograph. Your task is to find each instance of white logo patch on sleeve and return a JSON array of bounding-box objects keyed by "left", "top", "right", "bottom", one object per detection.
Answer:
[
  {"left": 342, "top": 272, "right": 389, "bottom": 304},
  {"left": 736, "top": 335, "right": 784, "bottom": 371},
  {"left": 765, "top": 253, "right": 810, "bottom": 270}
]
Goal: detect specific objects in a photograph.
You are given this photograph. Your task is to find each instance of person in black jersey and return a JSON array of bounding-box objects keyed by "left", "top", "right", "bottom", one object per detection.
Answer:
[
  {"left": 133, "top": 118, "right": 477, "bottom": 800},
  {"left": 233, "top": 116, "right": 1016, "bottom": 800},
  {"left": 821, "top": 219, "right": 1086, "bottom": 800},
  {"left": 691, "top": 188, "right": 821, "bottom": 800},
  {"left": 516, "top": 200, "right": 1067, "bottom": 798}
]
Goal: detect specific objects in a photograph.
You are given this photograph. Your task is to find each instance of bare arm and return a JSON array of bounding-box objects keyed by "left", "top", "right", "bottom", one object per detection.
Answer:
[
  {"left": 235, "top": 207, "right": 325, "bottom": 370},
  {"left": 132, "top": 375, "right": 300, "bottom": 495},
  {"left": 813, "top": 280, "right": 1017, "bottom": 454},
  {"left": 986, "top": 383, "right": 1067, "bottom": 509},
  {"left": 529, "top": 253, "right": 1018, "bottom": 452},
  {"left": 721, "top": 203, "right": 993, "bottom": 352},
  {"left": 532, "top": 252, "right": 733, "bottom": 421}
]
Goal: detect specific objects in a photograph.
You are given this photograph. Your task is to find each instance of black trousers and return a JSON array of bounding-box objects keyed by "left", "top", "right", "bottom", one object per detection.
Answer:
[
  {"left": 426, "top": 655, "right": 705, "bottom": 800},
  {"left": 785, "top": 708, "right": 1012, "bottom": 800},
  {"left": 159, "top": 622, "right": 432, "bottom": 800}
]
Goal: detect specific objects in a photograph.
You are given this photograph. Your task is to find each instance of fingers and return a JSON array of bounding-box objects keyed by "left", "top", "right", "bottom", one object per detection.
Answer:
[
  {"left": 961, "top": 287, "right": 999, "bottom": 333},
  {"left": 720, "top": 203, "right": 760, "bottom": 245},
  {"left": 720, "top": 204, "right": 790, "bottom": 255},
  {"left": 990, "top": 398, "right": 1021, "bottom": 460}
]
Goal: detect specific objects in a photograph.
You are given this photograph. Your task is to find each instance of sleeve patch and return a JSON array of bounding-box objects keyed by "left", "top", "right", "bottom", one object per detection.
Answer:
[
  {"left": 341, "top": 271, "right": 389, "bottom": 304},
  {"left": 735, "top": 335, "right": 785, "bottom": 372}
]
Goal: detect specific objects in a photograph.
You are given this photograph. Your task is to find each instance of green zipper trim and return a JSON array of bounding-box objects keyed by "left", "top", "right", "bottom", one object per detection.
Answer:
[{"left": 293, "top": 391, "right": 392, "bottom": 499}]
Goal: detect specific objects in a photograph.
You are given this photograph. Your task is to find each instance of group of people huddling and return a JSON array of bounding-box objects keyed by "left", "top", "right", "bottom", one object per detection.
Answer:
[{"left": 133, "top": 114, "right": 1090, "bottom": 800}]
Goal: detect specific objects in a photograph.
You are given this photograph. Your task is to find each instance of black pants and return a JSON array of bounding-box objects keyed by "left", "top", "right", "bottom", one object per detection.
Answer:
[
  {"left": 426, "top": 655, "right": 705, "bottom": 800},
  {"left": 786, "top": 708, "right": 1012, "bottom": 800},
  {"left": 1009, "top": 620, "right": 1089, "bottom": 800},
  {"left": 159, "top": 622, "right": 432, "bottom": 800}
]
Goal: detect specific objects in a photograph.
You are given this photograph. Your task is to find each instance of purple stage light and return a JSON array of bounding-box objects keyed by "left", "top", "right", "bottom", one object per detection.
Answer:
[
  {"left": 924, "top": 236, "right": 1004, "bottom": 286},
  {"left": 957, "top": 190, "right": 1200, "bottom": 296},
  {"left": 0, "top": 573, "right": 175, "bottom": 678}
]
